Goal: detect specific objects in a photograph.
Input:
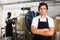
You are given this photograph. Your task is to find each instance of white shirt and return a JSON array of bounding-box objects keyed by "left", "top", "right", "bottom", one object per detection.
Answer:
[
  {"left": 31, "top": 15, "right": 54, "bottom": 28},
  {"left": 5, "top": 17, "right": 11, "bottom": 21}
]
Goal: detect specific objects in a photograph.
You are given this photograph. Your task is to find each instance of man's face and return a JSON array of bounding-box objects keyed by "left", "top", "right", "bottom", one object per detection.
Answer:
[
  {"left": 39, "top": 5, "right": 47, "bottom": 15},
  {"left": 8, "top": 14, "right": 11, "bottom": 18}
]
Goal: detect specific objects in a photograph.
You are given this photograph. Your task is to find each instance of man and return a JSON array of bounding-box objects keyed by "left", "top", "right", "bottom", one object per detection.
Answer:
[
  {"left": 31, "top": 2, "right": 54, "bottom": 40},
  {"left": 5, "top": 12, "right": 14, "bottom": 40}
]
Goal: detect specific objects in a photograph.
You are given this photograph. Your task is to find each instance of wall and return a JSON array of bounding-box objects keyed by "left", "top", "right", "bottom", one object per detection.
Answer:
[
  {"left": 0, "top": 6, "right": 3, "bottom": 36},
  {"left": 0, "top": 2, "right": 60, "bottom": 36}
]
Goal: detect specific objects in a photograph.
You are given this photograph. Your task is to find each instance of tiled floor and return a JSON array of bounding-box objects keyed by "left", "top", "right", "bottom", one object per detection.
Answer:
[
  {"left": 0, "top": 36, "right": 25, "bottom": 40},
  {"left": 0, "top": 37, "right": 5, "bottom": 40}
]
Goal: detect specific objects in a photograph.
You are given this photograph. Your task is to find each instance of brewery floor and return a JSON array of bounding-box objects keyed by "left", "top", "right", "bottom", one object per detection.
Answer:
[{"left": 0, "top": 32, "right": 60, "bottom": 40}]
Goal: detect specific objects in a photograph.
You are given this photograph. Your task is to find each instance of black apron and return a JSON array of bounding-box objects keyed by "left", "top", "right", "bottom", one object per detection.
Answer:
[
  {"left": 33, "top": 18, "right": 51, "bottom": 40},
  {"left": 6, "top": 18, "right": 13, "bottom": 37}
]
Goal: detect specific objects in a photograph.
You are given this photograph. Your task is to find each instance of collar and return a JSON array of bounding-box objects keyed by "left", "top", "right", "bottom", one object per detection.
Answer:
[{"left": 38, "top": 15, "right": 48, "bottom": 19}]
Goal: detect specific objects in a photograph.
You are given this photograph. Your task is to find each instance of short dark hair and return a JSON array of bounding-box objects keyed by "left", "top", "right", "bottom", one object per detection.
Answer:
[
  {"left": 38, "top": 2, "right": 48, "bottom": 11},
  {"left": 7, "top": 12, "right": 11, "bottom": 16}
]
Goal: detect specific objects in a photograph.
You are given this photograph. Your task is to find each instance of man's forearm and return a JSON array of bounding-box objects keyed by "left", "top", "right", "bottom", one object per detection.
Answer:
[
  {"left": 33, "top": 28, "right": 49, "bottom": 35},
  {"left": 41, "top": 30, "right": 54, "bottom": 36},
  {"left": 34, "top": 29, "right": 54, "bottom": 36},
  {"left": 40, "top": 31, "right": 51, "bottom": 36},
  {"left": 31, "top": 26, "right": 54, "bottom": 36}
]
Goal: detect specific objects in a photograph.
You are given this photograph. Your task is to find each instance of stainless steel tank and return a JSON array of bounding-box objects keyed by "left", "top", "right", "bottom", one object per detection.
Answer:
[{"left": 54, "top": 32, "right": 60, "bottom": 40}]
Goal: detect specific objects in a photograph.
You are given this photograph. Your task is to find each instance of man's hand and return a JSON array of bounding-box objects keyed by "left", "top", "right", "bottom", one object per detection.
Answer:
[
  {"left": 40, "top": 27, "right": 54, "bottom": 36},
  {"left": 42, "top": 28, "right": 49, "bottom": 32},
  {"left": 31, "top": 26, "right": 54, "bottom": 36},
  {"left": 31, "top": 26, "right": 49, "bottom": 35}
]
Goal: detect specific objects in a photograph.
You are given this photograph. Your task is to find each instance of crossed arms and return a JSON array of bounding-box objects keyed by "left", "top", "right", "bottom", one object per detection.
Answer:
[{"left": 31, "top": 26, "right": 54, "bottom": 36}]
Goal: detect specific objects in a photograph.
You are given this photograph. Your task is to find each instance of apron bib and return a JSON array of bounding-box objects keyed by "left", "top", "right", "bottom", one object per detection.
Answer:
[{"left": 33, "top": 18, "right": 51, "bottom": 40}]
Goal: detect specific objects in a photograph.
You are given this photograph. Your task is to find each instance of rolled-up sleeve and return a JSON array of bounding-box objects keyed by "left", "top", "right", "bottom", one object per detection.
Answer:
[
  {"left": 31, "top": 18, "right": 38, "bottom": 28},
  {"left": 48, "top": 18, "right": 54, "bottom": 27}
]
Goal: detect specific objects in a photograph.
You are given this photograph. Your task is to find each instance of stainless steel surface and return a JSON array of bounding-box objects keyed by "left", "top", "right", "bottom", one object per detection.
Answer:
[{"left": 54, "top": 32, "right": 60, "bottom": 40}]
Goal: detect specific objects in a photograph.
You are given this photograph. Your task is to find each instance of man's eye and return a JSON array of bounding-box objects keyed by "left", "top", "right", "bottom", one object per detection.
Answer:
[{"left": 44, "top": 8, "right": 46, "bottom": 9}]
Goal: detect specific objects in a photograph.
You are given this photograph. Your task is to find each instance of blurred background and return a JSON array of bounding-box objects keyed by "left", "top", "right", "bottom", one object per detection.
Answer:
[{"left": 0, "top": 0, "right": 60, "bottom": 40}]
